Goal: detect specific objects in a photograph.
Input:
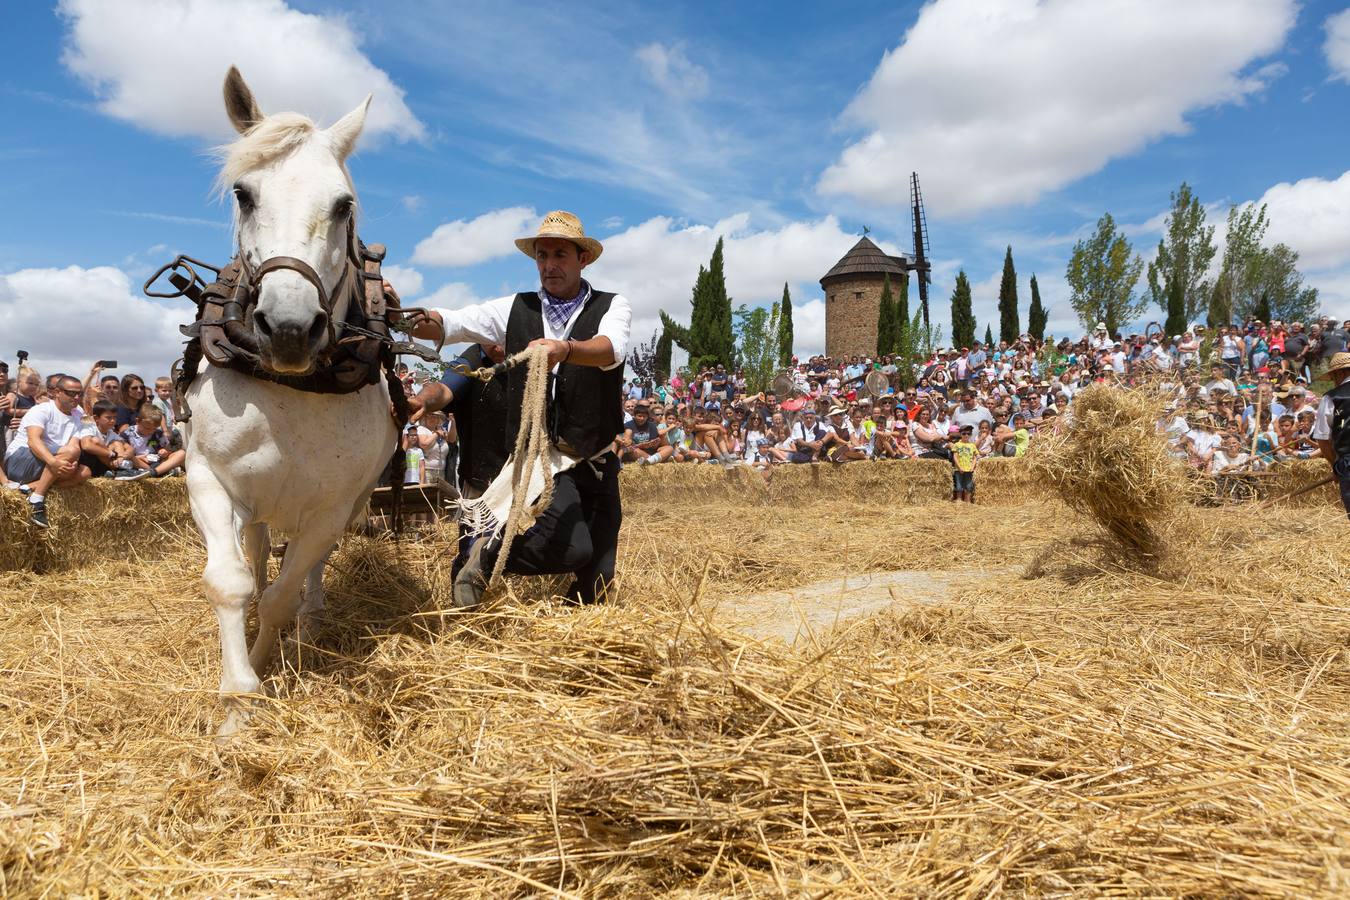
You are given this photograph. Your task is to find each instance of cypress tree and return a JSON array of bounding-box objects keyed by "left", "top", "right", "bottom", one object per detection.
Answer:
[
  {"left": 1027, "top": 274, "right": 1047, "bottom": 341},
  {"left": 894, "top": 273, "right": 910, "bottom": 359},
  {"left": 950, "top": 270, "right": 975, "bottom": 350},
  {"left": 876, "top": 274, "right": 896, "bottom": 357},
  {"left": 777, "top": 283, "right": 794, "bottom": 367},
  {"left": 984, "top": 324, "right": 994, "bottom": 348},
  {"left": 998, "top": 245, "right": 1020, "bottom": 343},
  {"left": 686, "top": 237, "right": 735, "bottom": 369},
  {"left": 655, "top": 329, "right": 672, "bottom": 383}
]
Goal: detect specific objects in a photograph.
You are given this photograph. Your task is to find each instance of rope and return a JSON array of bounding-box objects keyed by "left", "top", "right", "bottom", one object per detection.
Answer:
[{"left": 486, "top": 345, "right": 555, "bottom": 586}]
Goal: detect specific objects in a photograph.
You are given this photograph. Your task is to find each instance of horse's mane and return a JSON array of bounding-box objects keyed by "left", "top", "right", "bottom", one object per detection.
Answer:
[{"left": 213, "top": 112, "right": 353, "bottom": 197}]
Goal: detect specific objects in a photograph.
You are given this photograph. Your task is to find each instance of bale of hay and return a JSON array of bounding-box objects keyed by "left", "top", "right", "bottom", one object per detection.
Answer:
[
  {"left": 1025, "top": 384, "right": 1199, "bottom": 571},
  {"left": 0, "top": 478, "right": 193, "bottom": 573},
  {"left": 972, "top": 456, "right": 1040, "bottom": 504}
]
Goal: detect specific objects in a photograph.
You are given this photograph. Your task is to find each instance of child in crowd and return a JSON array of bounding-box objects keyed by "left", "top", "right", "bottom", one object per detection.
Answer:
[
  {"left": 639, "top": 410, "right": 684, "bottom": 465},
  {"left": 151, "top": 376, "right": 176, "bottom": 434},
  {"left": 950, "top": 424, "right": 977, "bottom": 502},
  {"left": 402, "top": 426, "right": 425, "bottom": 484},
  {"left": 120, "top": 404, "right": 186, "bottom": 477},
  {"left": 78, "top": 399, "right": 144, "bottom": 480}
]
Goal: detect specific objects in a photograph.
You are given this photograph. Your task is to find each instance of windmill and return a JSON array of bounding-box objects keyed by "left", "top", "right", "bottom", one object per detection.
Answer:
[{"left": 909, "top": 172, "right": 933, "bottom": 330}]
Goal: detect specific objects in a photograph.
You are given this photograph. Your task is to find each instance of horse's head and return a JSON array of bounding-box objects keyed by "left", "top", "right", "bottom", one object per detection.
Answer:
[{"left": 219, "top": 67, "right": 370, "bottom": 375}]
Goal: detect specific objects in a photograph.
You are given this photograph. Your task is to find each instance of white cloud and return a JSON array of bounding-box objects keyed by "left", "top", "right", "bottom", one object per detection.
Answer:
[
  {"left": 1326, "top": 9, "right": 1350, "bottom": 82},
  {"left": 635, "top": 43, "right": 709, "bottom": 99},
  {"left": 1255, "top": 170, "right": 1350, "bottom": 271},
  {"left": 411, "top": 207, "right": 538, "bottom": 268},
  {"left": 401, "top": 195, "right": 424, "bottom": 214},
  {"left": 381, "top": 264, "right": 423, "bottom": 299},
  {"left": 588, "top": 214, "right": 899, "bottom": 358},
  {"left": 57, "top": 0, "right": 424, "bottom": 143},
  {"left": 819, "top": 0, "right": 1295, "bottom": 215},
  {"left": 0, "top": 266, "right": 185, "bottom": 379},
  {"left": 422, "top": 281, "right": 490, "bottom": 311}
]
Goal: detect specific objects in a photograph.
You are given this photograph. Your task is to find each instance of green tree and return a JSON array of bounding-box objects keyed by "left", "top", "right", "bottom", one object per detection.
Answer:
[
  {"left": 950, "top": 270, "right": 976, "bottom": 349},
  {"left": 1147, "top": 182, "right": 1217, "bottom": 333},
  {"left": 895, "top": 308, "right": 922, "bottom": 389},
  {"left": 1212, "top": 203, "right": 1268, "bottom": 326},
  {"left": 1027, "top": 273, "right": 1047, "bottom": 341},
  {"left": 661, "top": 236, "right": 736, "bottom": 370},
  {"left": 997, "top": 245, "right": 1020, "bottom": 343},
  {"left": 654, "top": 328, "right": 673, "bottom": 383},
  {"left": 777, "top": 283, "right": 794, "bottom": 367},
  {"left": 1250, "top": 243, "right": 1319, "bottom": 323},
  {"left": 733, "top": 303, "right": 782, "bottom": 394},
  {"left": 876, "top": 274, "right": 898, "bottom": 356},
  {"left": 984, "top": 323, "right": 994, "bottom": 347},
  {"left": 1065, "top": 212, "right": 1146, "bottom": 335}
]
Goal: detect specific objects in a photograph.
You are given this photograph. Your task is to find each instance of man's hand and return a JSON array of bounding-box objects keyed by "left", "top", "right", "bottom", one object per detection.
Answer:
[
  {"left": 47, "top": 456, "right": 76, "bottom": 477},
  {"left": 527, "top": 338, "right": 570, "bottom": 366}
]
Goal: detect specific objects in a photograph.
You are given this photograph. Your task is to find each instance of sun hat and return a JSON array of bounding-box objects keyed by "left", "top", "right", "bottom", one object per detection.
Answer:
[
  {"left": 514, "top": 210, "right": 604, "bottom": 262},
  {"left": 827, "top": 406, "right": 847, "bottom": 417},
  {"left": 1326, "top": 351, "right": 1350, "bottom": 376}
]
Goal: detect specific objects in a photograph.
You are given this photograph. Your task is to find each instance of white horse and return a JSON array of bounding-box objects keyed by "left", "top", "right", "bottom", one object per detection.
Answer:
[{"left": 184, "top": 68, "right": 397, "bottom": 734}]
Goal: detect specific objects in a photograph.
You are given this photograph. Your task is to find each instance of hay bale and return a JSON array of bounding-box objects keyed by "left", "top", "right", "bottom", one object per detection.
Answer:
[
  {"left": 972, "top": 456, "right": 1039, "bottom": 504},
  {"left": 1026, "top": 384, "right": 1198, "bottom": 571},
  {"left": 0, "top": 478, "right": 193, "bottom": 573}
]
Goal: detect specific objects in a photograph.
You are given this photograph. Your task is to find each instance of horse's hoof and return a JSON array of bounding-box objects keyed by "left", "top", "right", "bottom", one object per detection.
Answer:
[{"left": 216, "top": 707, "right": 252, "bottom": 744}]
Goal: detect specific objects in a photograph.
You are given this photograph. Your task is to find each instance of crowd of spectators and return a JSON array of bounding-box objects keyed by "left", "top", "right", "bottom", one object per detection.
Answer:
[
  {"left": 7, "top": 314, "right": 1344, "bottom": 524},
  {"left": 617, "top": 315, "right": 1350, "bottom": 500}
]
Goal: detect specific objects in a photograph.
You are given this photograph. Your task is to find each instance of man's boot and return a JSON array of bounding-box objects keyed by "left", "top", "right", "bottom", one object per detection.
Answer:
[{"left": 452, "top": 533, "right": 502, "bottom": 610}]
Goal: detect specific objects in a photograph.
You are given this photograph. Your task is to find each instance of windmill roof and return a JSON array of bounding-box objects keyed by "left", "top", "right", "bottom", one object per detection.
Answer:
[{"left": 820, "top": 236, "right": 911, "bottom": 285}]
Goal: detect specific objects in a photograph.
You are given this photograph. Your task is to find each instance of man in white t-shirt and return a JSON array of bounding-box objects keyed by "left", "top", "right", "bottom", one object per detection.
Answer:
[{"left": 3, "top": 373, "right": 92, "bottom": 527}]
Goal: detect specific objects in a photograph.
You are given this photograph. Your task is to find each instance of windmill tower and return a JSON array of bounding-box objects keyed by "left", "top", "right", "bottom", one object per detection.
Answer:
[{"left": 817, "top": 172, "right": 935, "bottom": 358}]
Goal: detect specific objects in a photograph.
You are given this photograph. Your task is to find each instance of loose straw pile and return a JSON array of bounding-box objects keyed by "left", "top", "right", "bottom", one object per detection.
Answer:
[{"left": 1026, "top": 383, "right": 1199, "bottom": 571}]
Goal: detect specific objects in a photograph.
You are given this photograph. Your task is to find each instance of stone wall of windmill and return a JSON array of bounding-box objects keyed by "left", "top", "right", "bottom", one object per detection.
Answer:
[{"left": 820, "top": 237, "right": 912, "bottom": 359}]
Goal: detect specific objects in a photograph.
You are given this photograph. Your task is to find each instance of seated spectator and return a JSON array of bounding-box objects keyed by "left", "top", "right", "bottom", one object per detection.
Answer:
[
  {"left": 1211, "top": 433, "right": 1251, "bottom": 474},
  {"left": 637, "top": 410, "right": 684, "bottom": 465},
  {"left": 78, "top": 399, "right": 144, "bottom": 480},
  {"left": 619, "top": 402, "right": 663, "bottom": 464},
  {"left": 690, "top": 409, "right": 737, "bottom": 465},
  {"left": 120, "top": 404, "right": 186, "bottom": 477},
  {"left": 3, "top": 373, "right": 92, "bottom": 527},
  {"left": 115, "top": 374, "right": 150, "bottom": 429},
  {"left": 788, "top": 409, "right": 830, "bottom": 463}
]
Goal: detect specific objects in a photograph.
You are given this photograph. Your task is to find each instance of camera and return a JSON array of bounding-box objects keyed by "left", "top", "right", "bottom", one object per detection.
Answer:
[
  {"left": 16, "top": 350, "right": 28, "bottom": 363},
  {"left": 97, "top": 360, "right": 118, "bottom": 369}
]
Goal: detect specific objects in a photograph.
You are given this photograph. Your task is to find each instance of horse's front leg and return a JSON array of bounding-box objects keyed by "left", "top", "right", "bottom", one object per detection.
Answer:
[
  {"left": 188, "top": 472, "right": 259, "bottom": 739},
  {"left": 249, "top": 516, "right": 347, "bottom": 675}
]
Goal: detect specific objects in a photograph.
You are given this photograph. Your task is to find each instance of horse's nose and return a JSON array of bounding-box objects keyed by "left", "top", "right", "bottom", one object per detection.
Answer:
[{"left": 256, "top": 309, "right": 329, "bottom": 373}]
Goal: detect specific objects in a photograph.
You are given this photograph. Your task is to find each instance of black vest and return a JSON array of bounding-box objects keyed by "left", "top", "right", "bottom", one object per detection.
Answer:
[
  {"left": 505, "top": 291, "right": 624, "bottom": 459},
  {"left": 450, "top": 344, "right": 509, "bottom": 493},
  {"left": 1329, "top": 379, "right": 1350, "bottom": 462}
]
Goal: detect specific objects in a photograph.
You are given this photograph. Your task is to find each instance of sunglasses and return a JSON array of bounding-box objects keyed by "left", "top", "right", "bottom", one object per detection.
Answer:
[{"left": 55, "top": 387, "right": 82, "bottom": 397}]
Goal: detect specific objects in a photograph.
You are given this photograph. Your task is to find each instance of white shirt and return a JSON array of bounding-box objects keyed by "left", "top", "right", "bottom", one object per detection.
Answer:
[
  {"left": 432, "top": 290, "right": 631, "bottom": 372},
  {"left": 5, "top": 401, "right": 83, "bottom": 459},
  {"left": 1311, "top": 393, "right": 1334, "bottom": 441}
]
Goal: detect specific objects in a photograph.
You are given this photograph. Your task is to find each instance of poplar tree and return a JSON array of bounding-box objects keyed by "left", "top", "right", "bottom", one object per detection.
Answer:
[
  {"left": 950, "top": 270, "right": 976, "bottom": 350},
  {"left": 1146, "top": 182, "right": 1216, "bottom": 331},
  {"left": 777, "top": 283, "right": 794, "bottom": 367},
  {"left": 1027, "top": 274, "right": 1047, "bottom": 341},
  {"left": 997, "top": 245, "right": 1020, "bottom": 342},
  {"left": 1065, "top": 213, "right": 1146, "bottom": 335}
]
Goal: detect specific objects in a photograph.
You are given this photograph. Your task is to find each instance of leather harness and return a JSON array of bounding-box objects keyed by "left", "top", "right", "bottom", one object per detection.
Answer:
[{"left": 144, "top": 217, "right": 438, "bottom": 533}]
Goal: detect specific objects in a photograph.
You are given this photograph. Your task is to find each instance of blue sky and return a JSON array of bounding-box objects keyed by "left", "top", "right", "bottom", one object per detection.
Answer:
[{"left": 3, "top": 0, "right": 1350, "bottom": 378}]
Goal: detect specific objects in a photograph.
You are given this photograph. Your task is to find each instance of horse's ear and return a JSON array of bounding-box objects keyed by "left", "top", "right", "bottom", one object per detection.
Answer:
[
  {"left": 223, "top": 66, "right": 263, "bottom": 134},
  {"left": 325, "top": 94, "right": 371, "bottom": 160}
]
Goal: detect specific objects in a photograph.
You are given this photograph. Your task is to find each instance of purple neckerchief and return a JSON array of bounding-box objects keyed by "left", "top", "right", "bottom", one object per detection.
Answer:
[{"left": 539, "top": 279, "right": 592, "bottom": 333}]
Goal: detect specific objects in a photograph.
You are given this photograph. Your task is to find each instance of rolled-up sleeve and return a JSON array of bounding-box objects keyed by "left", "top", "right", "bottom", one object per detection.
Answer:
[
  {"left": 432, "top": 295, "right": 515, "bottom": 347},
  {"left": 596, "top": 294, "right": 632, "bottom": 371}
]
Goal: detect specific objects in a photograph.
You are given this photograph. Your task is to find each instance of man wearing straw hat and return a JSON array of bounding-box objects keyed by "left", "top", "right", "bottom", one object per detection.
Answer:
[
  {"left": 404, "top": 210, "right": 631, "bottom": 608},
  {"left": 1311, "top": 351, "right": 1350, "bottom": 519}
]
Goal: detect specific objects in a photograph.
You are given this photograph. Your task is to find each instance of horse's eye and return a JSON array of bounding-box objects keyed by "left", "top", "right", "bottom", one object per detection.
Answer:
[
  {"left": 332, "top": 196, "right": 354, "bottom": 219},
  {"left": 233, "top": 185, "right": 255, "bottom": 212}
]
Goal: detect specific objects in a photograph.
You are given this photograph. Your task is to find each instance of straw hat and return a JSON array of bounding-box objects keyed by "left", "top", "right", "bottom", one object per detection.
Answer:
[
  {"left": 1326, "top": 351, "right": 1350, "bottom": 377},
  {"left": 514, "top": 210, "right": 604, "bottom": 262}
]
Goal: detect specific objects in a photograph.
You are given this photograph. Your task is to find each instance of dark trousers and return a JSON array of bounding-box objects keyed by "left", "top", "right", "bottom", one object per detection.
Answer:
[
  {"left": 505, "top": 452, "right": 622, "bottom": 603},
  {"left": 1336, "top": 457, "right": 1350, "bottom": 521}
]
